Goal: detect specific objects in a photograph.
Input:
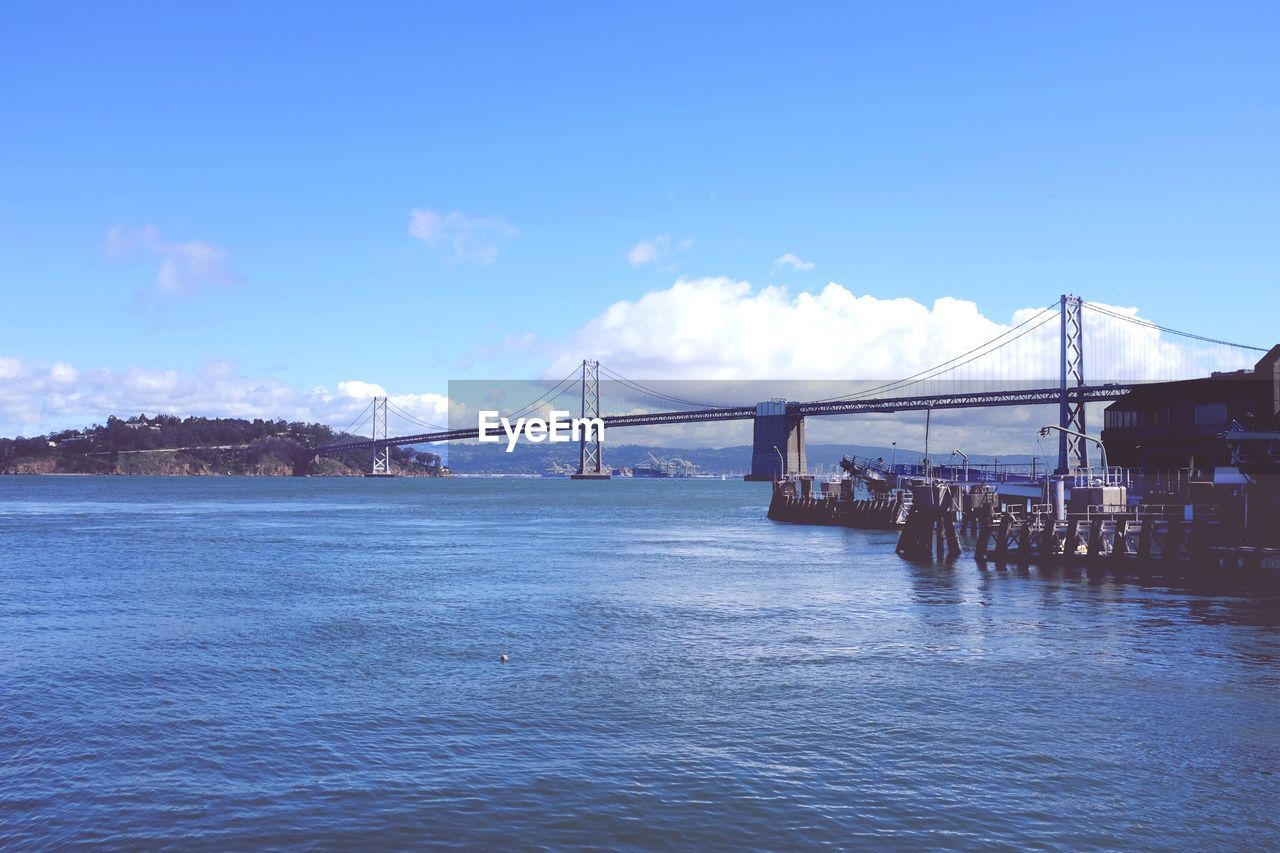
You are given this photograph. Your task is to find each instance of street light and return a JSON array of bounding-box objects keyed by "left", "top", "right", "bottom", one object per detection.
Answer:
[
  {"left": 890, "top": 441, "right": 897, "bottom": 470},
  {"left": 1038, "top": 424, "right": 1110, "bottom": 520},
  {"left": 952, "top": 449, "right": 968, "bottom": 483},
  {"left": 1038, "top": 425, "right": 1107, "bottom": 475},
  {"left": 772, "top": 444, "right": 785, "bottom": 478},
  {"left": 923, "top": 404, "right": 933, "bottom": 478}
]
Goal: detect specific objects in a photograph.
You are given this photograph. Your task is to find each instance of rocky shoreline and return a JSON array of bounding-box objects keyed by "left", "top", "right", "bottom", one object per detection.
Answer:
[
  {"left": 1, "top": 415, "right": 449, "bottom": 478},
  {"left": 2, "top": 451, "right": 446, "bottom": 477}
]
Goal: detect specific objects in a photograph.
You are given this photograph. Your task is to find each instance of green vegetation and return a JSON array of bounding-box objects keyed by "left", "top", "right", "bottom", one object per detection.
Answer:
[{"left": 0, "top": 414, "right": 444, "bottom": 477}]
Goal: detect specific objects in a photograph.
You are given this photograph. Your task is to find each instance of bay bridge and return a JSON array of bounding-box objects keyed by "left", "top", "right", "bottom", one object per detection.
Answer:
[{"left": 317, "top": 295, "right": 1272, "bottom": 480}]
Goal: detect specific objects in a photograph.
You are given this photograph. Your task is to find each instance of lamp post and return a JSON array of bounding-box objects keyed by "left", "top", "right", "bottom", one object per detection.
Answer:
[
  {"left": 890, "top": 441, "right": 897, "bottom": 470},
  {"left": 1038, "top": 425, "right": 1107, "bottom": 474},
  {"left": 1039, "top": 424, "right": 1109, "bottom": 520},
  {"left": 952, "top": 449, "right": 968, "bottom": 483},
  {"left": 772, "top": 444, "right": 785, "bottom": 478},
  {"left": 923, "top": 405, "right": 933, "bottom": 479}
]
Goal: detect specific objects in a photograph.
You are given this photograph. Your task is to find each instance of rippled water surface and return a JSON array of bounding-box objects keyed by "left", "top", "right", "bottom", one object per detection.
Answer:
[{"left": 2, "top": 477, "right": 1278, "bottom": 848}]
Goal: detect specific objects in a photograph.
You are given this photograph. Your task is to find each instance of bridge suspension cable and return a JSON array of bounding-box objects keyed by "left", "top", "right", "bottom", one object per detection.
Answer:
[
  {"left": 1079, "top": 301, "right": 1268, "bottom": 352},
  {"left": 334, "top": 399, "right": 374, "bottom": 439},
  {"left": 806, "top": 302, "right": 1061, "bottom": 404},
  {"left": 597, "top": 364, "right": 724, "bottom": 410},
  {"left": 1078, "top": 300, "right": 1267, "bottom": 383},
  {"left": 384, "top": 399, "right": 448, "bottom": 432},
  {"left": 502, "top": 366, "right": 583, "bottom": 422}
]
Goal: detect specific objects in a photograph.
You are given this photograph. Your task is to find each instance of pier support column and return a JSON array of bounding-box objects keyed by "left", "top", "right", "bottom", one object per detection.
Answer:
[{"left": 745, "top": 401, "right": 805, "bottom": 481}]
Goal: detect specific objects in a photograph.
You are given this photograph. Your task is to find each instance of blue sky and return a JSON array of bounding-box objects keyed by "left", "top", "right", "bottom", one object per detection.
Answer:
[{"left": 1, "top": 2, "right": 1276, "bottom": 435}]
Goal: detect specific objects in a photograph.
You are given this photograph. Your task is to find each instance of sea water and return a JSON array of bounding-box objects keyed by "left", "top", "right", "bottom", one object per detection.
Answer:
[{"left": 2, "top": 477, "right": 1277, "bottom": 847}]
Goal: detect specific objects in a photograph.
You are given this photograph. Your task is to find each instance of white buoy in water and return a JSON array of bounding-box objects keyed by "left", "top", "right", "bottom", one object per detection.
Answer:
[{"left": 500, "top": 654, "right": 509, "bottom": 663}]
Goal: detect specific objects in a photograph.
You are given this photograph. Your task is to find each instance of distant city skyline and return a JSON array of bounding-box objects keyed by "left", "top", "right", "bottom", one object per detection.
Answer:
[{"left": 2, "top": 2, "right": 1277, "bottom": 437}]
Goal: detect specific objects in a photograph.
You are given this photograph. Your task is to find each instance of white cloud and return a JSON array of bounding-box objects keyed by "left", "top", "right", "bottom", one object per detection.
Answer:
[
  {"left": 774, "top": 252, "right": 815, "bottom": 271},
  {"left": 105, "top": 225, "right": 238, "bottom": 299},
  {"left": 49, "top": 363, "right": 78, "bottom": 384},
  {"left": 0, "top": 357, "right": 448, "bottom": 438},
  {"left": 408, "top": 208, "right": 517, "bottom": 265},
  {"left": 0, "top": 357, "right": 25, "bottom": 380},
  {"left": 549, "top": 277, "right": 1002, "bottom": 380},
  {"left": 627, "top": 234, "right": 693, "bottom": 267},
  {"left": 547, "top": 277, "right": 1253, "bottom": 384},
  {"left": 336, "top": 380, "right": 387, "bottom": 399}
]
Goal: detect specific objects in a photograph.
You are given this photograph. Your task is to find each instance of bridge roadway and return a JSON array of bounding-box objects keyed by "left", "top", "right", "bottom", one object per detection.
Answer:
[{"left": 316, "top": 383, "right": 1137, "bottom": 454}]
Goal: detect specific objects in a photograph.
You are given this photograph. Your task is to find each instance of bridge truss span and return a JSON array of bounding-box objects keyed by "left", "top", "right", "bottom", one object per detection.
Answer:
[{"left": 793, "top": 383, "right": 1137, "bottom": 418}]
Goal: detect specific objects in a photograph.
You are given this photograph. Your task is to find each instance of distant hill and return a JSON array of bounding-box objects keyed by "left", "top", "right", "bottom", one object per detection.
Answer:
[
  {"left": 3, "top": 413, "right": 1047, "bottom": 477},
  {"left": 1, "top": 414, "right": 444, "bottom": 476}
]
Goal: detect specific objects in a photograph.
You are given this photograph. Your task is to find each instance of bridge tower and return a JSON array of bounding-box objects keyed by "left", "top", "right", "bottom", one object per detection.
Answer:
[
  {"left": 744, "top": 400, "right": 806, "bottom": 481},
  {"left": 1057, "top": 293, "right": 1087, "bottom": 473},
  {"left": 369, "top": 396, "right": 394, "bottom": 477},
  {"left": 571, "top": 359, "right": 610, "bottom": 480}
]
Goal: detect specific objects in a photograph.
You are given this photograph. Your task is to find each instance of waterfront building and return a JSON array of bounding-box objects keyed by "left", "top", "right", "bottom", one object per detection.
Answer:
[{"left": 1102, "top": 345, "right": 1280, "bottom": 476}]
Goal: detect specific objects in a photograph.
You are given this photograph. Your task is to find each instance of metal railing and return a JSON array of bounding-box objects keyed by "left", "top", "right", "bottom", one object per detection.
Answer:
[
  {"left": 1071, "top": 466, "right": 1131, "bottom": 487},
  {"left": 1082, "top": 503, "right": 1218, "bottom": 521},
  {"left": 1001, "top": 502, "right": 1218, "bottom": 523}
]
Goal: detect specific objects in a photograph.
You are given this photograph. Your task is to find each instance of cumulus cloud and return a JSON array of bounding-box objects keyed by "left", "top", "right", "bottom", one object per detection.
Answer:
[
  {"left": 105, "top": 225, "right": 238, "bottom": 299},
  {"left": 49, "top": 362, "right": 78, "bottom": 384},
  {"left": 627, "top": 234, "right": 692, "bottom": 267},
  {"left": 546, "top": 277, "right": 1249, "bottom": 384},
  {"left": 408, "top": 208, "right": 517, "bottom": 264},
  {"left": 0, "top": 357, "right": 448, "bottom": 439},
  {"left": 549, "top": 278, "right": 1004, "bottom": 380},
  {"left": 774, "top": 252, "right": 815, "bottom": 271}
]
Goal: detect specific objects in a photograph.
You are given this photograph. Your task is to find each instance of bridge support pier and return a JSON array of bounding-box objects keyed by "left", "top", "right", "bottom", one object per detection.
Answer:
[
  {"left": 571, "top": 359, "right": 611, "bottom": 480},
  {"left": 367, "top": 396, "right": 396, "bottom": 477},
  {"left": 745, "top": 401, "right": 805, "bottom": 481}
]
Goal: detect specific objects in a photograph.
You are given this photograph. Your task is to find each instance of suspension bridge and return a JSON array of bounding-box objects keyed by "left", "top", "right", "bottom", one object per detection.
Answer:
[{"left": 317, "top": 295, "right": 1274, "bottom": 480}]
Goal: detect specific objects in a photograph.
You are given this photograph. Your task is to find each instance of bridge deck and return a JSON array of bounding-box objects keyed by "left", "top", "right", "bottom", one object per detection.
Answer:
[{"left": 316, "top": 384, "right": 1136, "bottom": 454}]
